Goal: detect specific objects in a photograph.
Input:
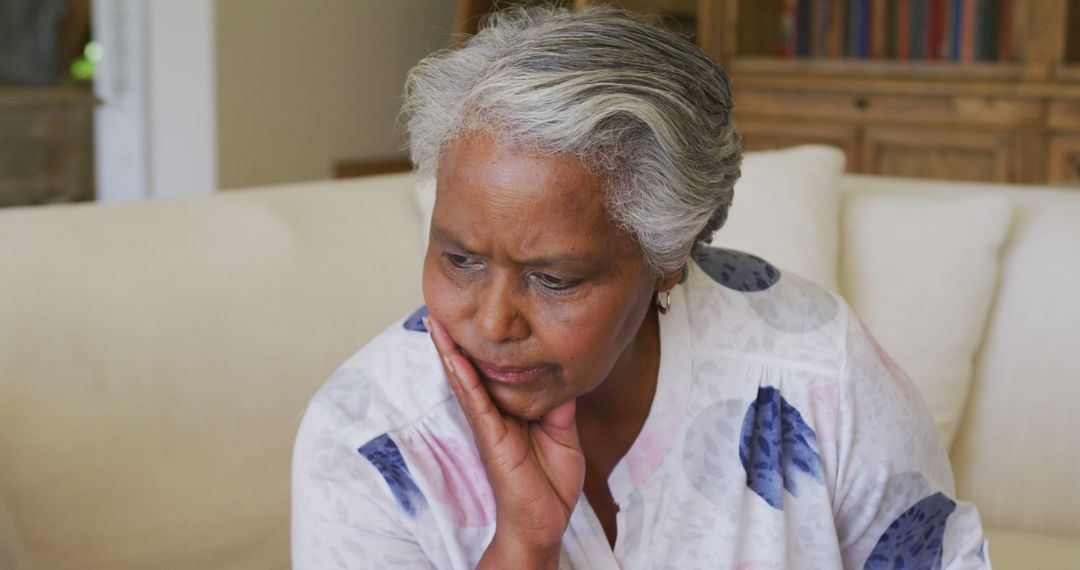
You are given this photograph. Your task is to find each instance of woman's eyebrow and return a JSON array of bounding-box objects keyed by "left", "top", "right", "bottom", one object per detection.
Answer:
[
  {"left": 430, "top": 227, "right": 474, "bottom": 253},
  {"left": 431, "top": 227, "right": 590, "bottom": 269},
  {"left": 517, "top": 254, "right": 590, "bottom": 269}
]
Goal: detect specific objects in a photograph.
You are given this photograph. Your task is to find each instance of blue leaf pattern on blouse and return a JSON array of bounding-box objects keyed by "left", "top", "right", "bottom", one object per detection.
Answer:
[
  {"left": 693, "top": 247, "right": 781, "bottom": 292},
  {"left": 864, "top": 492, "right": 957, "bottom": 570},
  {"left": 358, "top": 434, "right": 426, "bottom": 517},
  {"left": 739, "top": 386, "right": 823, "bottom": 509},
  {"left": 403, "top": 305, "right": 429, "bottom": 332}
]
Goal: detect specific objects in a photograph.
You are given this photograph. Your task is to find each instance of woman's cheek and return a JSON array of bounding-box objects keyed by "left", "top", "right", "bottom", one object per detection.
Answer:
[
  {"left": 543, "top": 313, "right": 610, "bottom": 374},
  {"left": 423, "top": 267, "right": 461, "bottom": 329},
  {"left": 420, "top": 252, "right": 443, "bottom": 308}
]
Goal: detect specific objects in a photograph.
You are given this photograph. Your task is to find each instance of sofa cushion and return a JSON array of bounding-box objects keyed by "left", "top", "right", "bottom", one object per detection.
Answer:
[
  {"left": 984, "top": 528, "right": 1080, "bottom": 570},
  {"left": 0, "top": 495, "right": 31, "bottom": 570},
  {"left": 840, "top": 193, "right": 1013, "bottom": 448},
  {"left": 0, "top": 172, "right": 424, "bottom": 570},
  {"left": 416, "top": 145, "right": 846, "bottom": 291},
  {"left": 840, "top": 175, "right": 1080, "bottom": 538},
  {"left": 713, "top": 145, "right": 845, "bottom": 291}
]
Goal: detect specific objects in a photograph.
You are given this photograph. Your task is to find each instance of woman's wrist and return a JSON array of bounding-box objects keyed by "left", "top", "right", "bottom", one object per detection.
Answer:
[{"left": 478, "top": 531, "right": 562, "bottom": 570}]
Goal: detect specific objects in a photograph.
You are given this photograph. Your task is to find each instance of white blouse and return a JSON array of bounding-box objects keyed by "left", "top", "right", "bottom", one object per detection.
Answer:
[{"left": 292, "top": 247, "right": 990, "bottom": 569}]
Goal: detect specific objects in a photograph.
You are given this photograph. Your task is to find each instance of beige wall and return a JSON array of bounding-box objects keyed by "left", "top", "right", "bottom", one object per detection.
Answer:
[{"left": 215, "top": 1, "right": 455, "bottom": 190}]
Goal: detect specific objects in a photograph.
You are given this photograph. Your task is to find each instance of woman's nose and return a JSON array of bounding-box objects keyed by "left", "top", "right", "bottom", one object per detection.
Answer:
[{"left": 474, "top": 273, "right": 529, "bottom": 344}]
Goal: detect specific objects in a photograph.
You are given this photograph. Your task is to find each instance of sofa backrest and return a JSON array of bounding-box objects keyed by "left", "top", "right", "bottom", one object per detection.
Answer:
[
  {"left": 3, "top": 169, "right": 1077, "bottom": 569},
  {"left": 0, "top": 173, "right": 425, "bottom": 570},
  {"left": 840, "top": 175, "right": 1080, "bottom": 538}
]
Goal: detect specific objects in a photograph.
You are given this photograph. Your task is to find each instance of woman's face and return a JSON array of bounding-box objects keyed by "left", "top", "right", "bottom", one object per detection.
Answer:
[{"left": 423, "top": 132, "right": 662, "bottom": 421}]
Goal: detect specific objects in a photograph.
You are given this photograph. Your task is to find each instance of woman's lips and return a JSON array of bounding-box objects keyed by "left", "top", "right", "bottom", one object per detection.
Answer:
[{"left": 470, "top": 358, "right": 550, "bottom": 385}]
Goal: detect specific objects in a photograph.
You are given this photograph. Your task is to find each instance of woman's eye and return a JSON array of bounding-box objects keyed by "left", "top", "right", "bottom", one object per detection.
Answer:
[
  {"left": 444, "top": 253, "right": 480, "bottom": 270},
  {"left": 533, "top": 272, "right": 578, "bottom": 291}
]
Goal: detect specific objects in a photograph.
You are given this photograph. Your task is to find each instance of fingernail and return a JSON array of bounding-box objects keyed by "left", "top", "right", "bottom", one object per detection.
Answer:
[
  {"left": 443, "top": 355, "right": 456, "bottom": 377},
  {"left": 421, "top": 316, "right": 431, "bottom": 331}
]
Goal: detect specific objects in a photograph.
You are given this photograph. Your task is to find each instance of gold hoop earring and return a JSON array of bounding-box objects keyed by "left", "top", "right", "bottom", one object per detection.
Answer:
[{"left": 656, "top": 290, "right": 671, "bottom": 315}]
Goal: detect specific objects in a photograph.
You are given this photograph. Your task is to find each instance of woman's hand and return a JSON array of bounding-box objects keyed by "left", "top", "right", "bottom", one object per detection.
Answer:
[{"left": 425, "top": 315, "right": 585, "bottom": 569}]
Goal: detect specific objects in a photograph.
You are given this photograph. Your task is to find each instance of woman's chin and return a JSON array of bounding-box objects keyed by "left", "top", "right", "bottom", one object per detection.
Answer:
[{"left": 484, "top": 382, "right": 556, "bottom": 422}]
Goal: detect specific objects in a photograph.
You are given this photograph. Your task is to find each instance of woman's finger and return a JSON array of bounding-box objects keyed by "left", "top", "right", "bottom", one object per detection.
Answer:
[
  {"left": 424, "top": 316, "right": 509, "bottom": 451},
  {"left": 537, "top": 397, "right": 579, "bottom": 450},
  {"left": 424, "top": 314, "right": 457, "bottom": 361},
  {"left": 531, "top": 398, "right": 584, "bottom": 513}
]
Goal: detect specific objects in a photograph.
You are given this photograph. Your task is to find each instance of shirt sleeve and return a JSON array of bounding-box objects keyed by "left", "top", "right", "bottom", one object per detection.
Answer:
[
  {"left": 831, "top": 308, "right": 990, "bottom": 569},
  {"left": 291, "top": 399, "right": 436, "bottom": 570}
]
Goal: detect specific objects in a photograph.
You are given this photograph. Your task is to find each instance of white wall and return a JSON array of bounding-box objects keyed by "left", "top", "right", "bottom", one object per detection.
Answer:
[
  {"left": 93, "top": 0, "right": 217, "bottom": 202},
  {"left": 215, "top": 1, "right": 455, "bottom": 190},
  {"left": 146, "top": 0, "right": 217, "bottom": 199}
]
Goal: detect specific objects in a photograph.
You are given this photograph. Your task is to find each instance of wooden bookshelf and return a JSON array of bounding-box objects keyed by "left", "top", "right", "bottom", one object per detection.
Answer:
[{"left": 456, "top": 0, "right": 1080, "bottom": 186}]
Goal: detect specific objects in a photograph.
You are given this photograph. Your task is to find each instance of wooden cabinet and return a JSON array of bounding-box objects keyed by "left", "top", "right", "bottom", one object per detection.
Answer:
[
  {"left": 0, "top": 87, "right": 96, "bottom": 207},
  {"left": 1049, "top": 135, "right": 1080, "bottom": 185},
  {"left": 862, "top": 127, "right": 1015, "bottom": 182},
  {"left": 455, "top": 0, "right": 1080, "bottom": 187}
]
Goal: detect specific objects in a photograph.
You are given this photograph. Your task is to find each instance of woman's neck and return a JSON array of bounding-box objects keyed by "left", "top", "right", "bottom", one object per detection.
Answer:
[{"left": 575, "top": 305, "right": 662, "bottom": 463}]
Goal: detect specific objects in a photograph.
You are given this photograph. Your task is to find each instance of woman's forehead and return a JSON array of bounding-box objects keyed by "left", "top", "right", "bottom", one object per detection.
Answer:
[
  {"left": 437, "top": 134, "right": 605, "bottom": 219},
  {"left": 433, "top": 133, "right": 637, "bottom": 260}
]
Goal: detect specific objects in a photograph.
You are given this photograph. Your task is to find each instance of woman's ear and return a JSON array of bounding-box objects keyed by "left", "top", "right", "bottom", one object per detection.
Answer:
[{"left": 656, "top": 265, "right": 684, "bottom": 293}]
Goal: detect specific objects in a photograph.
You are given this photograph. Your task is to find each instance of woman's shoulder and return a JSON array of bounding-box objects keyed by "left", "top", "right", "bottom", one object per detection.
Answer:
[
  {"left": 683, "top": 247, "right": 854, "bottom": 376},
  {"left": 302, "top": 306, "right": 453, "bottom": 447}
]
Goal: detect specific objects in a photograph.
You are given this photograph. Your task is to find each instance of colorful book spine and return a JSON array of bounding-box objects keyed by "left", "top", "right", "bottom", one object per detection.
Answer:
[
  {"left": 911, "top": 0, "right": 926, "bottom": 59},
  {"left": 951, "top": 0, "right": 963, "bottom": 60},
  {"left": 998, "top": 0, "right": 1013, "bottom": 61},
  {"left": 817, "top": 0, "right": 831, "bottom": 56},
  {"left": 959, "top": 0, "right": 976, "bottom": 62},
  {"left": 797, "top": 0, "right": 813, "bottom": 56},
  {"left": 941, "top": 0, "right": 955, "bottom": 59},
  {"left": 974, "top": 0, "right": 986, "bottom": 60},
  {"left": 982, "top": 0, "right": 1000, "bottom": 61},
  {"left": 848, "top": 0, "right": 862, "bottom": 56},
  {"left": 886, "top": 0, "right": 899, "bottom": 57},
  {"left": 781, "top": 0, "right": 798, "bottom": 57},
  {"left": 871, "top": 0, "right": 887, "bottom": 57},
  {"left": 927, "top": 0, "right": 944, "bottom": 59},
  {"left": 859, "top": 0, "right": 872, "bottom": 57},
  {"left": 897, "top": 0, "right": 912, "bottom": 58},
  {"left": 828, "top": 0, "right": 846, "bottom": 57}
]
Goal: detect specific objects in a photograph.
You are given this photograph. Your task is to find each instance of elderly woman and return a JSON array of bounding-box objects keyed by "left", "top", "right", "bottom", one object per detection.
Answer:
[{"left": 292, "top": 6, "right": 988, "bottom": 569}]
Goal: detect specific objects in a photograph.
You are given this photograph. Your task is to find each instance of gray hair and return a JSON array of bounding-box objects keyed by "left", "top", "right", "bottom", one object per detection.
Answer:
[{"left": 402, "top": 5, "right": 741, "bottom": 277}]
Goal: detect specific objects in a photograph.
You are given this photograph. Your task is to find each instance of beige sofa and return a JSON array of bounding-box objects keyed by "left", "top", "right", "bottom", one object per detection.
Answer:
[{"left": 1, "top": 171, "right": 1077, "bottom": 569}]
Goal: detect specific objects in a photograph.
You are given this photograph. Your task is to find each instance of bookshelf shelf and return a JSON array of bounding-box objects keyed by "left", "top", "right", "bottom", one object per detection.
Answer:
[
  {"left": 730, "top": 56, "right": 1025, "bottom": 81},
  {"left": 1057, "top": 66, "right": 1080, "bottom": 84}
]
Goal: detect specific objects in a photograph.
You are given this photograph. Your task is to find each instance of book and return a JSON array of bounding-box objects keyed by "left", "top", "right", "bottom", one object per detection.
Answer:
[
  {"left": 827, "top": 0, "right": 846, "bottom": 57},
  {"left": 859, "top": 0, "right": 872, "bottom": 57},
  {"left": 912, "top": 0, "right": 926, "bottom": 59},
  {"left": 848, "top": 0, "right": 862, "bottom": 56},
  {"left": 797, "top": 0, "right": 813, "bottom": 56},
  {"left": 941, "top": 0, "right": 956, "bottom": 59},
  {"left": 998, "top": 0, "right": 1013, "bottom": 61},
  {"left": 951, "top": 0, "right": 963, "bottom": 60},
  {"left": 982, "top": 0, "right": 1000, "bottom": 61},
  {"left": 886, "top": 0, "right": 899, "bottom": 57},
  {"left": 959, "top": 0, "right": 976, "bottom": 62},
  {"left": 928, "top": 0, "right": 944, "bottom": 59},
  {"left": 781, "top": 0, "right": 798, "bottom": 57},
  {"left": 898, "top": 0, "right": 911, "bottom": 58},
  {"left": 872, "top": 0, "right": 887, "bottom": 57}
]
